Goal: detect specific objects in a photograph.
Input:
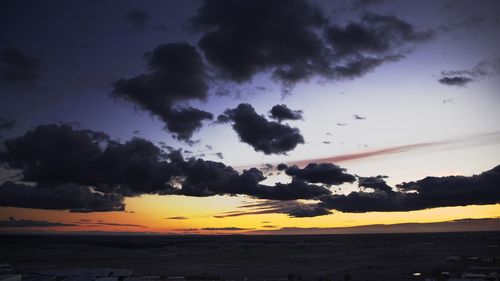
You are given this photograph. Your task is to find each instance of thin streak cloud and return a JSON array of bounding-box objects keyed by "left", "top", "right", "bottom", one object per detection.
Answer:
[{"left": 289, "top": 132, "right": 500, "bottom": 168}]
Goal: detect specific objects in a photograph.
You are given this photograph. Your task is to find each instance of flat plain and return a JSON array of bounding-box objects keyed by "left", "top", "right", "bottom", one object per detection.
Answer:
[{"left": 1, "top": 232, "right": 499, "bottom": 280}]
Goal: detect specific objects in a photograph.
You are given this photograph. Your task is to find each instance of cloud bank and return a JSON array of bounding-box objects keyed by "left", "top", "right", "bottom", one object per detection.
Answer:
[
  {"left": 110, "top": 1, "right": 434, "bottom": 141},
  {"left": 112, "top": 42, "right": 213, "bottom": 142}
]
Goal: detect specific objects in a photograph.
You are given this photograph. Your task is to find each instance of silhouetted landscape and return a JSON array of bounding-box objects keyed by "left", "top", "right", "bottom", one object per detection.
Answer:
[
  {"left": 1, "top": 232, "right": 499, "bottom": 280},
  {"left": 1, "top": 0, "right": 500, "bottom": 280}
]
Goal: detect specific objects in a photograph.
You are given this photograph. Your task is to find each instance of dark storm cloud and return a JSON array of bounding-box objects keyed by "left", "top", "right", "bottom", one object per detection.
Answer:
[
  {"left": 357, "top": 175, "right": 393, "bottom": 193},
  {"left": 324, "top": 13, "right": 432, "bottom": 79},
  {"left": 162, "top": 107, "right": 213, "bottom": 142},
  {"left": 214, "top": 200, "right": 332, "bottom": 218},
  {"left": 177, "top": 160, "right": 317, "bottom": 200},
  {"left": 285, "top": 203, "right": 332, "bottom": 217},
  {"left": 0, "top": 124, "right": 333, "bottom": 211},
  {"left": 0, "top": 48, "right": 41, "bottom": 85},
  {"left": 326, "top": 13, "right": 433, "bottom": 57},
  {"left": 125, "top": 8, "right": 150, "bottom": 30},
  {"left": 319, "top": 165, "right": 500, "bottom": 213},
  {"left": 0, "top": 118, "right": 15, "bottom": 130},
  {"left": 438, "top": 76, "right": 473, "bottom": 86},
  {"left": 174, "top": 158, "right": 330, "bottom": 200},
  {"left": 265, "top": 179, "right": 332, "bottom": 200},
  {"left": 269, "top": 104, "right": 304, "bottom": 122},
  {"left": 285, "top": 163, "right": 356, "bottom": 185},
  {"left": 8, "top": 125, "right": 496, "bottom": 216},
  {"left": 0, "top": 217, "right": 77, "bottom": 228},
  {"left": 318, "top": 192, "right": 401, "bottom": 213},
  {"left": 219, "top": 164, "right": 500, "bottom": 218},
  {"left": 0, "top": 124, "right": 177, "bottom": 196},
  {"left": 190, "top": 1, "right": 432, "bottom": 87},
  {"left": 396, "top": 165, "right": 500, "bottom": 209},
  {"left": 112, "top": 42, "right": 212, "bottom": 141},
  {"left": 331, "top": 54, "right": 403, "bottom": 79},
  {"left": 218, "top": 103, "right": 305, "bottom": 154},
  {"left": 171, "top": 157, "right": 251, "bottom": 197},
  {"left": 261, "top": 163, "right": 274, "bottom": 172},
  {"left": 0, "top": 181, "right": 125, "bottom": 212},
  {"left": 350, "top": 0, "right": 387, "bottom": 10},
  {"left": 216, "top": 114, "right": 230, "bottom": 123},
  {"left": 277, "top": 163, "right": 288, "bottom": 171},
  {"left": 190, "top": 0, "right": 328, "bottom": 85}
]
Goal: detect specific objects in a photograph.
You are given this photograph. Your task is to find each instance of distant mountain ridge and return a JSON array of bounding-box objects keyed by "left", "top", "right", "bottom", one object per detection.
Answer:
[{"left": 246, "top": 217, "right": 500, "bottom": 235}]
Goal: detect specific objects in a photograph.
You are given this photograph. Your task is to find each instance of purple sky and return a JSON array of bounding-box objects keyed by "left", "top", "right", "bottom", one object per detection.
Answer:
[{"left": 0, "top": 0, "right": 499, "bottom": 230}]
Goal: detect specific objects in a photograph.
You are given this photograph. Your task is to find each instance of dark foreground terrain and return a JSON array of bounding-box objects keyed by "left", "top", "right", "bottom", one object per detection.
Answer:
[{"left": 1, "top": 232, "right": 499, "bottom": 280}]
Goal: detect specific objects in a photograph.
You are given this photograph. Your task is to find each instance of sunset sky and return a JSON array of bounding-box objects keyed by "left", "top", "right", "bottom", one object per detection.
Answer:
[{"left": 0, "top": 0, "right": 499, "bottom": 235}]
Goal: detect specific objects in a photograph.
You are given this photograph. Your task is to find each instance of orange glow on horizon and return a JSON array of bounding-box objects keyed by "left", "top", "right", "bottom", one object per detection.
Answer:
[{"left": 1, "top": 196, "right": 498, "bottom": 235}]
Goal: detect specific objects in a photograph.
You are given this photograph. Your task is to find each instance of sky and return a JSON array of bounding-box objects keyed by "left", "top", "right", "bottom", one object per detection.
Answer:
[{"left": 0, "top": 0, "right": 499, "bottom": 235}]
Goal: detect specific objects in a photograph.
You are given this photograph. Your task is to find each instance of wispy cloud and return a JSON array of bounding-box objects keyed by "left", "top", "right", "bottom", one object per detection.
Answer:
[
  {"left": 165, "top": 216, "right": 188, "bottom": 220},
  {"left": 0, "top": 217, "right": 76, "bottom": 228},
  {"left": 201, "top": 227, "right": 252, "bottom": 231},
  {"left": 75, "top": 220, "right": 148, "bottom": 228},
  {"left": 91, "top": 222, "right": 147, "bottom": 228},
  {"left": 290, "top": 131, "right": 500, "bottom": 167},
  {"left": 439, "top": 57, "right": 500, "bottom": 86},
  {"left": 214, "top": 200, "right": 330, "bottom": 219}
]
